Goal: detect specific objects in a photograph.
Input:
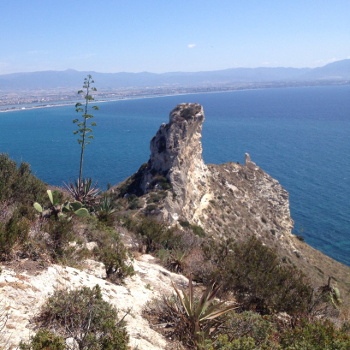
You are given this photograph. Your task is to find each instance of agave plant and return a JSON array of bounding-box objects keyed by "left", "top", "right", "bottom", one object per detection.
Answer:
[
  {"left": 168, "top": 249, "right": 188, "bottom": 273},
  {"left": 63, "top": 178, "right": 100, "bottom": 206},
  {"left": 98, "top": 196, "right": 115, "bottom": 214},
  {"left": 165, "top": 276, "right": 238, "bottom": 348}
]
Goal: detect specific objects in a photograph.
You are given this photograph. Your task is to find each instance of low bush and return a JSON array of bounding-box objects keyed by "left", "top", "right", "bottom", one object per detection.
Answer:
[
  {"left": 19, "top": 329, "right": 65, "bottom": 350},
  {"left": 280, "top": 319, "right": 350, "bottom": 349},
  {"left": 191, "top": 224, "right": 206, "bottom": 237},
  {"left": 150, "top": 174, "right": 172, "bottom": 190},
  {"left": 0, "top": 154, "right": 47, "bottom": 204},
  {"left": 147, "top": 191, "right": 166, "bottom": 204},
  {"left": 145, "top": 204, "right": 157, "bottom": 213},
  {"left": 179, "top": 220, "right": 190, "bottom": 228},
  {"left": 37, "top": 285, "right": 129, "bottom": 350},
  {"left": 217, "top": 311, "right": 277, "bottom": 348},
  {"left": 131, "top": 217, "right": 182, "bottom": 253},
  {"left": 129, "top": 198, "right": 141, "bottom": 210},
  {"left": 96, "top": 209, "right": 116, "bottom": 226},
  {"left": 0, "top": 208, "right": 31, "bottom": 256},
  {"left": 179, "top": 221, "right": 205, "bottom": 237},
  {"left": 296, "top": 235, "right": 305, "bottom": 242},
  {"left": 203, "top": 236, "right": 312, "bottom": 314},
  {"left": 93, "top": 224, "right": 134, "bottom": 283},
  {"left": 46, "top": 216, "right": 75, "bottom": 261}
]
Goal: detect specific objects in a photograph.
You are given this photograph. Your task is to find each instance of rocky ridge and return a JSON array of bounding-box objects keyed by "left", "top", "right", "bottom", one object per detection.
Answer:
[
  {"left": 132, "top": 103, "right": 293, "bottom": 242},
  {"left": 121, "top": 103, "right": 350, "bottom": 293}
]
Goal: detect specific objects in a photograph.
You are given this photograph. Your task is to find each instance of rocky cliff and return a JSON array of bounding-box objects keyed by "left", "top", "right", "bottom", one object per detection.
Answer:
[
  {"left": 139, "top": 103, "right": 212, "bottom": 225},
  {"left": 119, "top": 103, "right": 350, "bottom": 291},
  {"left": 129, "top": 103, "right": 293, "bottom": 242}
]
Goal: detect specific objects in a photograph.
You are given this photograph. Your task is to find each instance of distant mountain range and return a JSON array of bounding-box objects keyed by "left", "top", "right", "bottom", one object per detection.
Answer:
[{"left": 0, "top": 59, "right": 349, "bottom": 92}]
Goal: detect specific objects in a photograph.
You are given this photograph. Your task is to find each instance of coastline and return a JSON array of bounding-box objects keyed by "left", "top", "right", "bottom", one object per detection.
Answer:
[{"left": 1, "top": 81, "right": 349, "bottom": 113}]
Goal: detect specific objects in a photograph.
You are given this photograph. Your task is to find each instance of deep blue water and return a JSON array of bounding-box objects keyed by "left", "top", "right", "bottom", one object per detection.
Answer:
[{"left": 0, "top": 85, "right": 349, "bottom": 266}]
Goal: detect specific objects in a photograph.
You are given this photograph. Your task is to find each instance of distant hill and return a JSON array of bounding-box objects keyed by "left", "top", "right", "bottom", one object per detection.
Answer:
[
  {"left": 298, "top": 59, "right": 350, "bottom": 80},
  {"left": 0, "top": 59, "right": 349, "bottom": 92}
]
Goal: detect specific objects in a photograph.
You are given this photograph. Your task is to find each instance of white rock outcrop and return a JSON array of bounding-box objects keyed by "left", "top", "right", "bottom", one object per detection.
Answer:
[
  {"left": 141, "top": 103, "right": 212, "bottom": 224},
  {"left": 0, "top": 255, "right": 188, "bottom": 350},
  {"left": 245, "top": 153, "right": 259, "bottom": 170}
]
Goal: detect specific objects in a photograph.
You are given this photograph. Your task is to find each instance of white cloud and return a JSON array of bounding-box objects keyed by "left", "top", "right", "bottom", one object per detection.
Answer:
[
  {"left": 27, "top": 50, "right": 49, "bottom": 55},
  {"left": 188, "top": 44, "right": 196, "bottom": 49}
]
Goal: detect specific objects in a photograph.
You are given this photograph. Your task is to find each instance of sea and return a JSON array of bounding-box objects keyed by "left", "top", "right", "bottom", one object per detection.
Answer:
[{"left": 0, "top": 85, "right": 349, "bottom": 266}]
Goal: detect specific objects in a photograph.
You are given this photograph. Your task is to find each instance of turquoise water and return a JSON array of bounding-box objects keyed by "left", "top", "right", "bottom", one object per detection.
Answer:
[{"left": 0, "top": 85, "right": 349, "bottom": 266}]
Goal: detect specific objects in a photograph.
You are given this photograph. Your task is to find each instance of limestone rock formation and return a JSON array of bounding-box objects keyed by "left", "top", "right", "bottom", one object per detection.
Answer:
[
  {"left": 140, "top": 103, "right": 212, "bottom": 224},
  {"left": 245, "top": 152, "right": 259, "bottom": 170}
]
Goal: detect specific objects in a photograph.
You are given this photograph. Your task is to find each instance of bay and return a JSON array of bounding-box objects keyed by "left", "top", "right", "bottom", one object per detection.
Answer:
[{"left": 0, "top": 85, "right": 349, "bottom": 266}]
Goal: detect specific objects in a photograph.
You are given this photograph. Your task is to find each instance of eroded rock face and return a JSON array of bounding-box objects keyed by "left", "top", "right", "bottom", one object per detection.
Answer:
[
  {"left": 245, "top": 152, "right": 259, "bottom": 170},
  {"left": 141, "top": 103, "right": 212, "bottom": 224},
  {"left": 125, "top": 103, "right": 293, "bottom": 239}
]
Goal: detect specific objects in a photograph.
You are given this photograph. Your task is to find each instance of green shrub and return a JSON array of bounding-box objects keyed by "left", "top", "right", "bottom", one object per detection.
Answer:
[
  {"left": 219, "top": 311, "right": 277, "bottom": 348},
  {"left": 16, "top": 203, "right": 38, "bottom": 221},
  {"left": 150, "top": 174, "right": 172, "bottom": 190},
  {"left": 296, "top": 235, "right": 305, "bottom": 242},
  {"left": 0, "top": 208, "right": 31, "bottom": 256},
  {"left": 127, "top": 194, "right": 138, "bottom": 202},
  {"left": 145, "top": 204, "right": 157, "bottom": 213},
  {"left": 19, "top": 329, "right": 66, "bottom": 350},
  {"left": 160, "top": 182, "right": 172, "bottom": 190},
  {"left": 117, "top": 163, "right": 148, "bottom": 198},
  {"left": 179, "top": 220, "right": 190, "bottom": 228},
  {"left": 129, "top": 198, "right": 141, "bottom": 210},
  {"left": 280, "top": 319, "right": 350, "bottom": 349},
  {"left": 46, "top": 217, "right": 75, "bottom": 260},
  {"left": 203, "top": 236, "right": 312, "bottom": 314},
  {"left": 132, "top": 217, "right": 181, "bottom": 253},
  {"left": 261, "top": 217, "right": 267, "bottom": 224},
  {"left": 93, "top": 225, "right": 134, "bottom": 283},
  {"left": 0, "top": 154, "right": 46, "bottom": 204},
  {"left": 37, "top": 285, "right": 129, "bottom": 350},
  {"left": 191, "top": 224, "right": 206, "bottom": 237},
  {"left": 147, "top": 191, "right": 166, "bottom": 204},
  {"left": 216, "top": 335, "right": 258, "bottom": 350},
  {"left": 97, "top": 209, "right": 115, "bottom": 226}
]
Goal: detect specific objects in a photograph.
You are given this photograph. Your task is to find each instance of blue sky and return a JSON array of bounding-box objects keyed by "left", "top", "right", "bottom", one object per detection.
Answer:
[{"left": 0, "top": 0, "right": 349, "bottom": 74}]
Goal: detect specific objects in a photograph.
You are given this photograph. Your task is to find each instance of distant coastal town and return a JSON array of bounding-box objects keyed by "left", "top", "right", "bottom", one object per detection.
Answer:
[{"left": 0, "top": 80, "right": 348, "bottom": 112}]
